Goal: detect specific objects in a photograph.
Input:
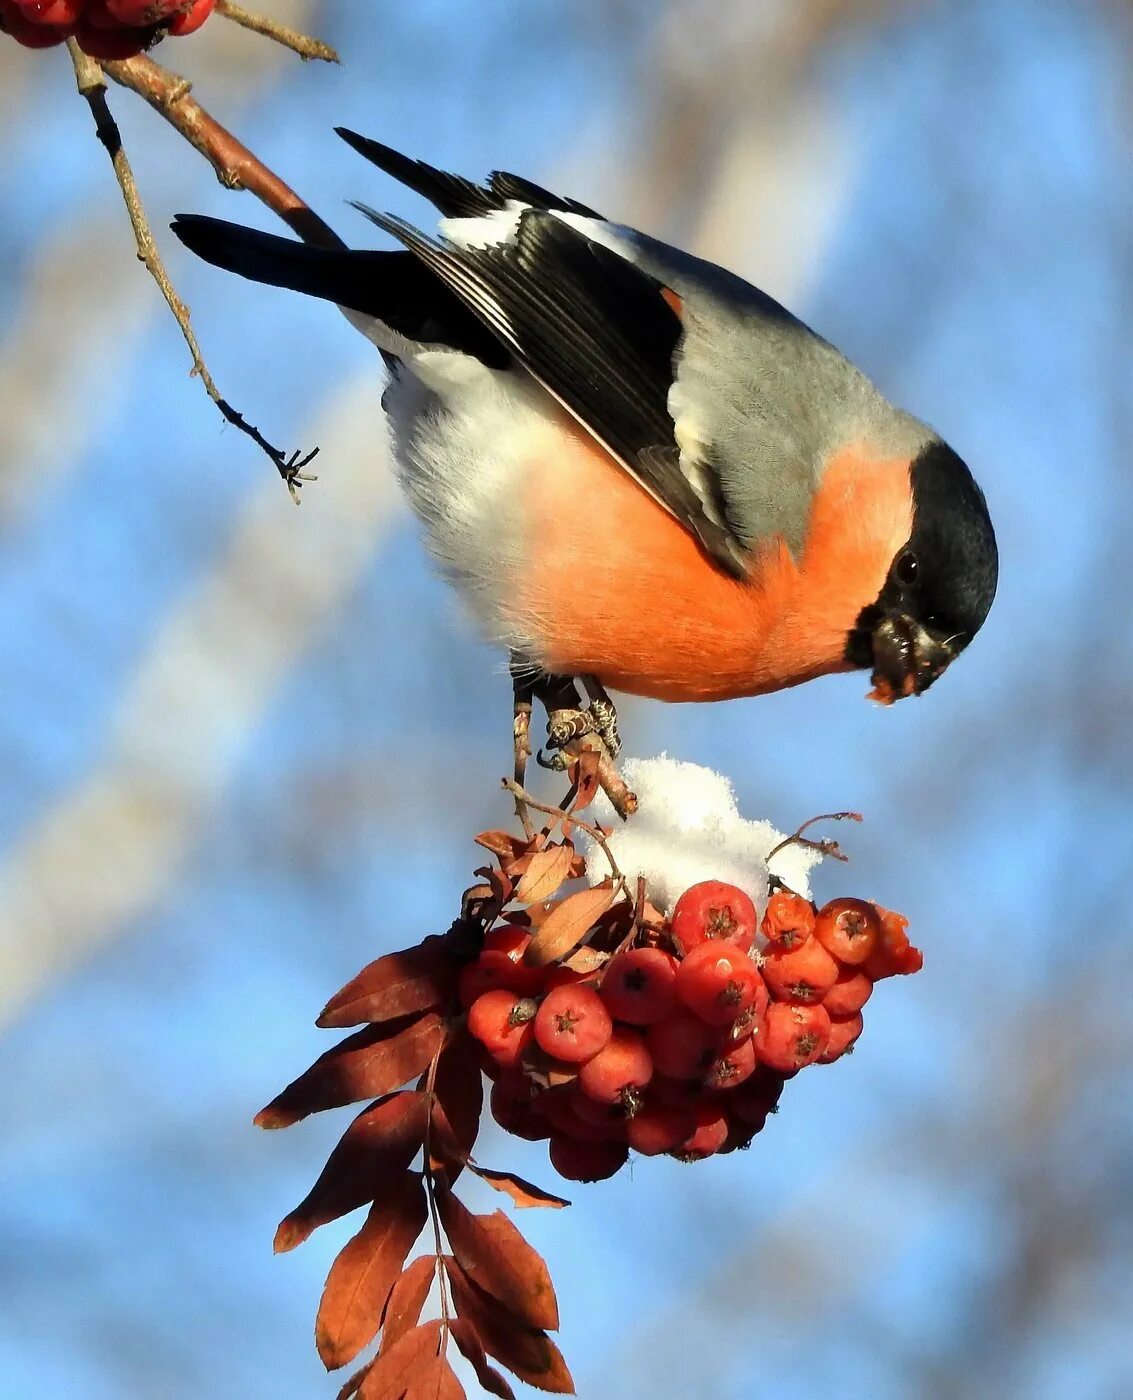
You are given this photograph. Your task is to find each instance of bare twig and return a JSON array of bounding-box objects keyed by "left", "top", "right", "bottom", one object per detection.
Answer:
[
  {"left": 215, "top": 0, "right": 339, "bottom": 63},
  {"left": 766, "top": 810, "right": 863, "bottom": 866},
  {"left": 66, "top": 43, "right": 322, "bottom": 495},
  {"left": 100, "top": 53, "right": 344, "bottom": 249}
]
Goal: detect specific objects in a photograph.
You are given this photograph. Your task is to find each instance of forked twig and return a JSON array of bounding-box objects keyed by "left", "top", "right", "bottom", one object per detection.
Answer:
[
  {"left": 766, "top": 810, "right": 863, "bottom": 866},
  {"left": 215, "top": 0, "right": 340, "bottom": 63}
]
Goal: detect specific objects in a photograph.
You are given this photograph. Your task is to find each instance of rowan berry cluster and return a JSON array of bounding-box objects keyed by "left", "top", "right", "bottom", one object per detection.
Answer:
[
  {"left": 0, "top": 0, "right": 214, "bottom": 56},
  {"left": 467, "top": 880, "right": 922, "bottom": 1181}
]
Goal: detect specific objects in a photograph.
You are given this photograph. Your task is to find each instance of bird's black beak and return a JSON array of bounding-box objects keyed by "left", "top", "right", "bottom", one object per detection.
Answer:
[{"left": 867, "top": 614, "right": 961, "bottom": 705}]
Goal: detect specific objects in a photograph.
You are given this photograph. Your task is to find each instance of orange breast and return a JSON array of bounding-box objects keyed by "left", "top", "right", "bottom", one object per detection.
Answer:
[{"left": 509, "top": 422, "right": 914, "bottom": 702}]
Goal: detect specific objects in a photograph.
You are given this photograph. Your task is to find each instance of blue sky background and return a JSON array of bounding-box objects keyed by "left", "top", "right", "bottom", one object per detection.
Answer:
[{"left": 1, "top": 2, "right": 1131, "bottom": 1397}]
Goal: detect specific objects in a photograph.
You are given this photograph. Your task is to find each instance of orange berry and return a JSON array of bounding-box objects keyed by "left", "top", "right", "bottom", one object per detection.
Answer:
[
  {"left": 467, "top": 989, "right": 536, "bottom": 1068},
  {"left": 761, "top": 889, "right": 816, "bottom": 949},
  {"left": 599, "top": 947, "right": 678, "bottom": 1024},
  {"left": 549, "top": 1135, "right": 628, "bottom": 1181},
  {"left": 458, "top": 950, "right": 543, "bottom": 1009},
  {"left": 761, "top": 937, "right": 840, "bottom": 1005},
  {"left": 577, "top": 1026, "right": 653, "bottom": 1106},
  {"left": 703, "top": 1034, "right": 758, "bottom": 1092},
  {"left": 645, "top": 1009, "right": 721, "bottom": 1079},
  {"left": 670, "top": 881, "right": 757, "bottom": 955},
  {"left": 728, "top": 1066, "right": 788, "bottom": 1127},
  {"left": 534, "top": 984, "right": 612, "bottom": 1063},
  {"left": 822, "top": 966, "right": 874, "bottom": 1019},
  {"left": 675, "top": 942, "right": 765, "bottom": 1026},
  {"left": 490, "top": 1073, "right": 551, "bottom": 1141},
  {"left": 813, "top": 897, "right": 880, "bottom": 966},
  {"left": 756, "top": 1002, "right": 831, "bottom": 1072},
  {"left": 627, "top": 1101, "right": 697, "bottom": 1156},
  {"left": 673, "top": 1102, "right": 729, "bottom": 1159},
  {"left": 817, "top": 1013, "right": 864, "bottom": 1064}
]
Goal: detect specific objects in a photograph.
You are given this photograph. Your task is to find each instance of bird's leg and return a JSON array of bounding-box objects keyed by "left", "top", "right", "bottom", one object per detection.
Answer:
[
  {"left": 510, "top": 653, "right": 536, "bottom": 786},
  {"left": 536, "top": 672, "right": 595, "bottom": 770},
  {"left": 581, "top": 675, "right": 621, "bottom": 758}
]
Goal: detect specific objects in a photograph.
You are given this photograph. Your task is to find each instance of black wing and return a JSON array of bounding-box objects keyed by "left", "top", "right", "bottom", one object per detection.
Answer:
[{"left": 352, "top": 202, "right": 748, "bottom": 577}]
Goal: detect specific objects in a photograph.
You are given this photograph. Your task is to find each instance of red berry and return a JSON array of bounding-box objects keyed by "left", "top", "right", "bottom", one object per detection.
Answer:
[
  {"left": 599, "top": 946, "right": 678, "bottom": 1025},
  {"left": 484, "top": 923, "right": 531, "bottom": 961},
  {"left": 467, "top": 989, "right": 537, "bottom": 1068},
  {"left": 166, "top": 0, "right": 212, "bottom": 35},
  {"left": 645, "top": 1008, "right": 721, "bottom": 1079},
  {"left": 535, "top": 1088, "right": 609, "bottom": 1141},
  {"left": 818, "top": 1012, "right": 864, "bottom": 1064},
  {"left": 570, "top": 1088, "right": 628, "bottom": 1134},
  {"left": 534, "top": 984, "right": 612, "bottom": 1063},
  {"left": 822, "top": 966, "right": 874, "bottom": 1019},
  {"left": 761, "top": 937, "right": 840, "bottom": 1005},
  {"left": 703, "top": 1034, "right": 757, "bottom": 1092},
  {"left": 75, "top": 16, "right": 155, "bottom": 53},
  {"left": 458, "top": 949, "right": 543, "bottom": 1009},
  {"left": 861, "top": 907, "right": 923, "bottom": 980},
  {"left": 756, "top": 1002, "right": 831, "bottom": 1072},
  {"left": 814, "top": 897, "right": 881, "bottom": 966},
  {"left": 673, "top": 1102, "right": 729, "bottom": 1159},
  {"left": 490, "top": 1073, "right": 551, "bottom": 1141},
  {"left": 0, "top": 0, "right": 71, "bottom": 41},
  {"left": 577, "top": 1026, "right": 653, "bottom": 1106},
  {"left": 549, "top": 1135, "right": 628, "bottom": 1182},
  {"left": 626, "top": 1101, "right": 696, "bottom": 1156},
  {"left": 675, "top": 942, "right": 764, "bottom": 1026},
  {"left": 670, "top": 880, "right": 757, "bottom": 955},
  {"left": 15, "top": 0, "right": 82, "bottom": 24},
  {"left": 761, "top": 889, "right": 817, "bottom": 949}
]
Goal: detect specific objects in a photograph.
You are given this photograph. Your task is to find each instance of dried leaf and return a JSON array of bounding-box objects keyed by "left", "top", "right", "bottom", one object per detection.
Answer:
[
  {"left": 275, "top": 1092, "right": 428, "bottom": 1252},
  {"left": 436, "top": 1191, "right": 558, "bottom": 1331},
  {"left": 470, "top": 1166, "right": 570, "bottom": 1211},
  {"left": 514, "top": 845, "right": 575, "bottom": 905},
  {"left": 446, "top": 1260, "right": 574, "bottom": 1395},
  {"left": 379, "top": 1254, "right": 436, "bottom": 1356},
  {"left": 474, "top": 830, "right": 528, "bottom": 861},
  {"left": 318, "top": 938, "right": 455, "bottom": 1029},
  {"left": 257, "top": 1014, "right": 447, "bottom": 1129},
  {"left": 406, "top": 1354, "right": 466, "bottom": 1400},
  {"left": 358, "top": 1320, "right": 442, "bottom": 1399},
  {"left": 571, "top": 749, "right": 600, "bottom": 813},
  {"left": 316, "top": 1175, "right": 429, "bottom": 1370},
  {"left": 560, "top": 946, "right": 608, "bottom": 975},
  {"left": 428, "top": 1031, "right": 484, "bottom": 1183},
  {"left": 523, "top": 886, "right": 617, "bottom": 967},
  {"left": 337, "top": 1359, "right": 375, "bottom": 1400},
  {"left": 450, "top": 1317, "right": 516, "bottom": 1400}
]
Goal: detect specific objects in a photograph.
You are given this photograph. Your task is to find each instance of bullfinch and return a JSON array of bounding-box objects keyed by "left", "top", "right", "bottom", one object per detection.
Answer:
[{"left": 172, "top": 130, "right": 998, "bottom": 752}]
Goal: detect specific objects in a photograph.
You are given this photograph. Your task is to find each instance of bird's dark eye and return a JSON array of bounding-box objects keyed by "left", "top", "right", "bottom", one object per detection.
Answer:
[{"left": 896, "top": 551, "right": 919, "bottom": 585}]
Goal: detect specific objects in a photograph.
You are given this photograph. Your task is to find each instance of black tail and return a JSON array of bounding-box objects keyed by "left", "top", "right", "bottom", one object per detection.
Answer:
[{"left": 170, "top": 214, "right": 508, "bottom": 366}]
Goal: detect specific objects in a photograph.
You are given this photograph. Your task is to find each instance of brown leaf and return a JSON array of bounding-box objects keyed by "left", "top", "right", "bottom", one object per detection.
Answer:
[
  {"left": 560, "top": 946, "right": 608, "bottom": 975},
  {"left": 446, "top": 1260, "right": 574, "bottom": 1395},
  {"left": 378, "top": 1254, "right": 436, "bottom": 1356},
  {"left": 274, "top": 1093, "right": 428, "bottom": 1252},
  {"left": 257, "top": 1014, "right": 447, "bottom": 1129},
  {"left": 523, "top": 886, "right": 617, "bottom": 967},
  {"left": 318, "top": 938, "right": 456, "bottom": 1029},
  {"left": 428, "top": 1031, "right": 484, "bottom": 1184},
  {"left": 436, "top": 1190, "right": 558, "bottom": 1331},
  {"left": 470, "top": 1166, "right": 570, "bottom": 1211},
  {"left": 449, "top": 1317, "right": 516, "bottom": 1400},
  {"left": 474, "top": 830, "right": 528, "bottom": 861},
  {"left": 336, "top": 1359, "right": 375, "bottom": 1400},
  {"left": 514, "top": 845, "right": 575, "bottom": 905},
  {"left": 407, "top": 1355, "right": 466, "bottom": 1400},
  {"left": 358, "top": 1320, "right": 442, "bottom": 1399},
  {"left": 571, "top": 749, "right": 601, "bottom": 813},
  {"left": 316, "top": 1174, "right": 429, "bottom": 1370}
]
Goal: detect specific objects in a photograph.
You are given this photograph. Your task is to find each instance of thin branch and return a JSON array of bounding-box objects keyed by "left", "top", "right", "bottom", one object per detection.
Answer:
[
  {"left": 66, "top": 42, "right": 322, "bottom": 495},
  {"left": 501, "top": 776, "right": 629, "bottom": 897},
  {"left": 766, "top": 810, "right": 863, "bottom": 866},
  {"left": 99, "top": 53, "right": 345, "bottom": 249},
  {"left": 215, "top": 0, "right": 339, "bottom": 63}
]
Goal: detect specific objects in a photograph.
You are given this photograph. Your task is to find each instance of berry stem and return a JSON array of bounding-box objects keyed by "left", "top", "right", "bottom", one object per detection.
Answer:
[
  {"left": 766, "top": 811, "right": 863, "bottom": 866},
  {"left": 214, "top": 0, "right": 339, "bottom": 64}
]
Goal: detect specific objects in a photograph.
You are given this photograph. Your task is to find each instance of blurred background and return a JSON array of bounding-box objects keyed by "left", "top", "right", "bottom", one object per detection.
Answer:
[{"left": 2, "top": 1, "right": 1131, "bottom": 1396}]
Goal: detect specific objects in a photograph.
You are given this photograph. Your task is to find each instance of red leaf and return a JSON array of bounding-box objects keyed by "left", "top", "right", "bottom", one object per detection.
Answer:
[
  {"left": 446, "top": 1260, "right": 574, "bottom": 1395},
  {"left": 336, "top": 1359, "right": 375, "bottom": 1400},
  {"left": 379, "top": 1255, "right": 436, "bottom": 1356},
  {"left": 274, "top": 1092, "right": 428, "bottom": 1252},
  {"left": 514, "top": 845, "right": 575, "bottom": 904},
  {"left": 450, "top": 1318, "right": 516, "bottom": 1400},
  {"left": 523, "top": 886, "right": 617, "bottom": 967},
  {"left": 406, "top": 1354, "right": 466, "bottom": 1400},
  {"left": 316, "top": 1174, "right": 429, "bottom": 1370},
  {"left": 571, "top": 749, "right": 600, "bottom": 813},
  {"left": 474, "top": 830, "right": 528, "bottom": 861},
  {"left": 257, "top": 1013, "right": 447, "bottom": 1129},
  {"left": 318, "top": 938, "right": 456, "bottom": 1029},
  {"left": 436, "top": 1190, "right": 558, "bottom": 1331},
  {"left": 470, "top": 1166, "right": 570, "bottom": 1211},
  {"left": 428, "top": 1031, "right": 484, "bottom": 1183},
  {"left": 357, "top": 1320, "right": 442, "bottom": 1399}
]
